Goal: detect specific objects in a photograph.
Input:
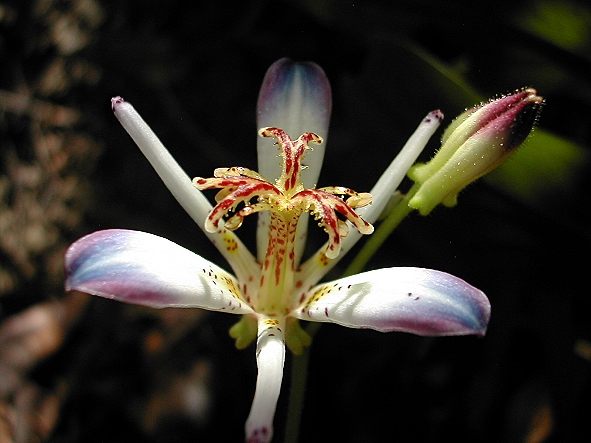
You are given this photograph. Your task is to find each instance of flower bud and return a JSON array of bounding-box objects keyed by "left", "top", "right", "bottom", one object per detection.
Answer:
[{"left": 407, "top": 88, "right": 543, "bottom": 215}]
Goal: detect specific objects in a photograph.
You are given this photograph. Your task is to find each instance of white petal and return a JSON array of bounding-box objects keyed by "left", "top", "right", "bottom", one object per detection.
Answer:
[
  {"left": 297, "top": 111, "right": 444, "bottom": 289},
  {"left": 256, "top": 59, "right": 332, "bottom": 264},
  {"left": 245, "top": 316, "right": 286, "bottom": 443},
  {"left": 111, "top": 97, "right": 259, "bottom": 285},
  {"left": 357, "top": 110, "right": 444, "bottom": 224},
  {"left": 341, "top": 110, "right": 444, "bottom": 252},
  {"left": 256, "top": 58, "right": 332, "bottom": 188},
  {"left": 65, "top": 229, "right": 254, "bottom": 313},
  {"left": 295, "top": 267, "right": 490, "bottom": 336},
  {"left": 111, "top": 97, "right": 213, "bottom": 230}
]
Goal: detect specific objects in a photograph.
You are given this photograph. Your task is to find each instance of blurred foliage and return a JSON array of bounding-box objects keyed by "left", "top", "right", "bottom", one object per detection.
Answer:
[
  {"left": 1, "top": 0, "right": 590, "bottom": 442},
  {"left": 519, "top": 0, "right": 591, "bottom": 53},
  {"left": 487, "top": 130, "right": 588, "bottom": 208}
]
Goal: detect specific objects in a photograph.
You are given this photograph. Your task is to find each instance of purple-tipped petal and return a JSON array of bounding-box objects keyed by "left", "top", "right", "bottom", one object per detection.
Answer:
[
  {"left": 296, "top": 267, "right": 490, "bottom": 336},
  {"left": 111, "top": 97, "right": 260, "bottom": 286},
  {"left": 257, "top": 58, "right": 332, "bottom": 188},
  {"left": 256, "top": 58, "right": 332, "bottom": 264},
  {"left": 65, "top": 229, "right": 253, "bottom": 313}
]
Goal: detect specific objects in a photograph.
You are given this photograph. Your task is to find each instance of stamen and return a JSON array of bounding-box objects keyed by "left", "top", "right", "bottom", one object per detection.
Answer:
[{"left": 193, "top": 128, "right": 373, "bottom": 261}]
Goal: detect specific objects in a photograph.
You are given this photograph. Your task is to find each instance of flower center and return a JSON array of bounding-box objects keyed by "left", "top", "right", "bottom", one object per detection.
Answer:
[{"left": 193, "top": 127, "right": 373, "bottom": 313}]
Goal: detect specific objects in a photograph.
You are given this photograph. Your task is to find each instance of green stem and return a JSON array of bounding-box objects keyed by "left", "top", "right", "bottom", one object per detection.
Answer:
[
  {"left": 283, "top": 186, "right": 419, "bottom": 443},
  {"left": 344, "top": 184, "right": 418, "bottom": 277},
  {"left": 284, "top": 322, "right": 321, "bottom": 443}
]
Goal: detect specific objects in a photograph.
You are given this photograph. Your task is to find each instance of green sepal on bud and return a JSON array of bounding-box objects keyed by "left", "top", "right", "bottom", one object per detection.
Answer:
[{"left": 407, "top": 88, "right": 544, "bottom": 215}]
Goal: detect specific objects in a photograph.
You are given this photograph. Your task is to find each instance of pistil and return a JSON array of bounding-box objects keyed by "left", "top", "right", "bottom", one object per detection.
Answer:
[
  {"left": 256, "top": 211, "right": 299, "bottom": 314},
  {"left": 193, "top": 127, "right": 374, "bottom": 314}
]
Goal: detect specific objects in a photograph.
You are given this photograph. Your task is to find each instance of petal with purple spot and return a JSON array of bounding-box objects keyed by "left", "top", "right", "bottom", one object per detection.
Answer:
[{"left": 296, "top": 267, "right": 490, "bottom": 336}]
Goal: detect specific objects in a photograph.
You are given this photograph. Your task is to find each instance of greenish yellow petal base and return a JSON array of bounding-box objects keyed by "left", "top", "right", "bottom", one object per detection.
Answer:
[
  {"left": 229, "top": 315, "right": 258, "bottom": 349},
  {"left": 285, "top": 318, "right": 312, "bottom": 355},
  {"left": 230, "top": 316, "right": 311, "bottom": 354}
]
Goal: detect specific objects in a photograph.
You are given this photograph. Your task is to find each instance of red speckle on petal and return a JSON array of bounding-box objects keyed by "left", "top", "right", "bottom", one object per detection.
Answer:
[{"left": 247, "top": 427, "right": 270, "bottom": 443}]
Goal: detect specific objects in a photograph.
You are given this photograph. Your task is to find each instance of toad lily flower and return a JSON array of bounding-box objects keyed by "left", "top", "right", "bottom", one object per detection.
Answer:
[{"left": 65, "top": 59, "right": 491, "bottom": 443}]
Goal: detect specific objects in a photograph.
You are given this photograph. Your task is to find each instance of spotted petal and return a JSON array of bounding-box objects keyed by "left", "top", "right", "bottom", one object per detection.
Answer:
[
  {"left": 296, "top": 267, "right": 490, "bottom": 336},
  {"left": 65, "top": 229, "right": 253, "bottom": 313}
]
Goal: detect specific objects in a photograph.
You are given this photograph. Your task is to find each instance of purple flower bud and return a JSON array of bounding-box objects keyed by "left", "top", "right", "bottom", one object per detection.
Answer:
[{"left": 408, "top": 88, "right": 544, "bottom": 215}]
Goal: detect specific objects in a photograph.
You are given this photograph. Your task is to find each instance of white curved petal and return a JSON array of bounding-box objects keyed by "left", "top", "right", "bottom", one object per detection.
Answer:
[
  {"left": 256, "top": 60, "right": 332, "bottom": 264},
  {"left": 256, "top": 58, "right": 332, "bottom": 188},
  {"left": 295, "top": 267, "right": 490, "bottom": 336},
  {"left": 112, "top": 97, "right": 214, "bottom": 230},
  {"left": 245, "top": 316, "right": 286, "bottom": 443},
  {"left": 356, "top": 110, "right": 444, "bottom": 224},
  {"left": 112, "top": 97, "right": 259, "bottom": 285},
  {"left": 65, "top": 229, "right": 253, "bottom": 313},
  {"left": 296, "top": 111, "right": 444, "bottom": 289}
]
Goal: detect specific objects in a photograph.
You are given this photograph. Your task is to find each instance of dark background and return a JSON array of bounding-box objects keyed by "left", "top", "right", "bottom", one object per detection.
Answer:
[{"left": 1, "top": 0, "right": 590, "bottom": 442}]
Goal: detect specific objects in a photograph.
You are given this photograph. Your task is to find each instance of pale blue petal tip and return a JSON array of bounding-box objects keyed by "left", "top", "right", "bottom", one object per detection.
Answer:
[
  {"left": 64, "top": 230, "right": 157, "bottom": 301},
  {"left": 401, "top": 271, "right": 489, "bottom": 337},
  {"left": 424, "top": 274, "right": 491, "bottom": 336},
  {"left": 65, "top": 229, "right": 123, "bottom": 289},
  {"left": 299, "top": 268, "right": 491, "bottom": 337},
  {"left": 65, "top": 229, "right": 186, "bottom": 308},
  {"left": 257, "top": 58, "right": 332, "bottom": 132}
]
